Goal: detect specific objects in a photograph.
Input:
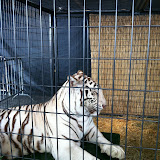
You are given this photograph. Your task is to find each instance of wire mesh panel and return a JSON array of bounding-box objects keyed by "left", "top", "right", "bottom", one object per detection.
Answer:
[
  {"left": 0, "top": 57, "right": 24, "bottom": 101},
  {"left": 0, "top": 0, "right": 159, "bottom": 160}
]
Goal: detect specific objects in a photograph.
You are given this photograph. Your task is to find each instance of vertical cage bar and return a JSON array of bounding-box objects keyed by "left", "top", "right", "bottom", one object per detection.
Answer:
[
  {"left": 17, "top": 0, "right": 19, "bottom": 93},
  {"left": 53, "top": 0, "right": 59, "bottom": 159},
  {"left": 2, "top": 73, "right": 5, "bottom": 99},
  {"left": 39, "top": 1, "right": 47, "bottom": 160},
  {"left": 86, "top": 17, "right": 89, "bottom": 76},
  {"left": 4, "top": 60, "right": 9, "bottom": 95},
  {"left": 12, "top": 0, "right": 24, "bottom": 159},
  {"left": 139, "top": 0, "right": 152, "bottom": 159},
  {"left": 2, "top": 1, "right": 14, "bottom": 158},
  {"left": 6, "top": 0, "right": 8, "bottom": 59},
  {"left": 0, "top": 0, "right": 3, "bottom": 155},
  {"left": 49, "top": 14, "right": 53, "bottom": 96},
  {"left": 154, "top": 109, "right": 160, "bottom": 159},
  {"left": 20, "top": 60, "right": 23, "bottom": 94},
  {"left": 82, "top": 0, "right": 86, "bottom": 159},
  {"left": 124, "top": 0, "right": 134, "bottom": 158},
  {"left": 110, "top": 0, "right": 118, "bottom": 159},
  {"left": 7, "top": 62, "right": 11, "bottom": 96},
  {"left": 0, "top": 0, "right": 3, "bottom": 63},
  {"left": 67, "top": 0, "right": 71, "bottom": 159},
  {"left": 13, "top": 60, "right": 16, "bottom": 94},
  {"left": 11, "top": 60, "right": 13, "bottom": 95},
  {"left": 25, "top": 0, "right": 36, "bottom": 159},
  {"left": 96, "top": 0, "right": 102, "bottom": 159},
  {"left": 18, "top": 59, "right": 20, "bottom": 92}
]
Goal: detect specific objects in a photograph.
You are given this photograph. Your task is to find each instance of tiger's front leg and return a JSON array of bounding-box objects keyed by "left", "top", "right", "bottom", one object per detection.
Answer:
[
  {"left": 86, "top": 123, "right": 125, "bottom": 160},
  {"left": 51, "top": 138, "right": 100, "bottom": 160}
]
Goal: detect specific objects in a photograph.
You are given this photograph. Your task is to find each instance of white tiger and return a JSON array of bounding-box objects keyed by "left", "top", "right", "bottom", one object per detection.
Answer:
[{"left": 0, "top": 70, "right": 125, "bottom": 160}]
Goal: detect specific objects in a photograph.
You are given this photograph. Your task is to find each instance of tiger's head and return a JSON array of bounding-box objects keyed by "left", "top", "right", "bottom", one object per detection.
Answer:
[{"left": 65, "top": 70, "right": 106, "bottom": 116}]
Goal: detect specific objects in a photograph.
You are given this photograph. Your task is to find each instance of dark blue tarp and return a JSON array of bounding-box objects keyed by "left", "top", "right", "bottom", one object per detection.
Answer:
[
  {"left": 0, "top": 0, "right": 51, "bottom": 95},
  {"left": 0, "top": 0, "right": 91, "bottom": 97},
  {"left": 56, "top": 14, "right": 91, "bottom": 86}
]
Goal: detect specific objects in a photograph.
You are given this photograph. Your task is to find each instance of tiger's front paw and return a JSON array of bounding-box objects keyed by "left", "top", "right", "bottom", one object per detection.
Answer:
[{"left": 100, "top": 144, "right": 125, "bottom": 160}]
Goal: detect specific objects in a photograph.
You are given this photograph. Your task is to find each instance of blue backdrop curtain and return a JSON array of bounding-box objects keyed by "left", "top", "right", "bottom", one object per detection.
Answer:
[
  {"left": 0, "top": 0, "right": 91, "bottom": 97},
  {"left": 56, "top": 14, "right": 91, "bottom": 86}
]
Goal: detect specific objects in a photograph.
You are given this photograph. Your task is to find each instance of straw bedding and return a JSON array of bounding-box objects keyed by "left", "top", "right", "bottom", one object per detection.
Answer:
[{"left": 93, "top": 116, "right": 160, "bottom": 160}]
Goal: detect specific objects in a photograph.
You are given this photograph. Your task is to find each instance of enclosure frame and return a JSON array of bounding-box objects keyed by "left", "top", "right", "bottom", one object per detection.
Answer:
[{"left": 0, "top": 0, "right": 160, "bottom": 160}]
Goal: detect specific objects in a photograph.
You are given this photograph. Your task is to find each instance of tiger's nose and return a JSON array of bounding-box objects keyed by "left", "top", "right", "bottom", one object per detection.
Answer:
[{"left": 102, "top": 105, "right": 107, "bottom": 108}]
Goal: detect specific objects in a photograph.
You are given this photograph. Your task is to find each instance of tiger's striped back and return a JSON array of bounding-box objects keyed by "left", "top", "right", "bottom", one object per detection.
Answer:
[{"left": 0, "top": 103, "right": 50, "bottom": 159}]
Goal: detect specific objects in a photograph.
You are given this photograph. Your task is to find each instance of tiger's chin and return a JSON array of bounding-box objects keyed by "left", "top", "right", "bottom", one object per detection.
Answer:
[{"left": 88, "top": 108, "right": 103, "bottom": 116}]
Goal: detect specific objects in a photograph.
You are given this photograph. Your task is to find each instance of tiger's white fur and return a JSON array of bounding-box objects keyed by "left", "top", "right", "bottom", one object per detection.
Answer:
[{"left": 0, "top": 70, "right": 125, "bottom": 160}]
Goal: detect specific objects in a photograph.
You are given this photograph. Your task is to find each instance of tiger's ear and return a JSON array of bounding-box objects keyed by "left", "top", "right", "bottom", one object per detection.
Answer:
[
  {"left": 67, "top": 76, "right": 77, "bottom": 87},
  {"left": 77, "top": 70, "right": 83, "bottom": 75}
]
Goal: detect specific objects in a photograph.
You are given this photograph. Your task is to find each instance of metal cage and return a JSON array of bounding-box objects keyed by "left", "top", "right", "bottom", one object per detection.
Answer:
[
  {"left": 0, "top": 57, "right": 24, "bottom": 101},
  {"left": 0, "top": 0, "right": 159, "bottom": 160}
]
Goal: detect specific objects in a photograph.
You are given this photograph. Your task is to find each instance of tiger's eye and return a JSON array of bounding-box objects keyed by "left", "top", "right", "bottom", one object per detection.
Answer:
[{"left": 92, "top": 91, "right": 97, "bottom": 95}]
